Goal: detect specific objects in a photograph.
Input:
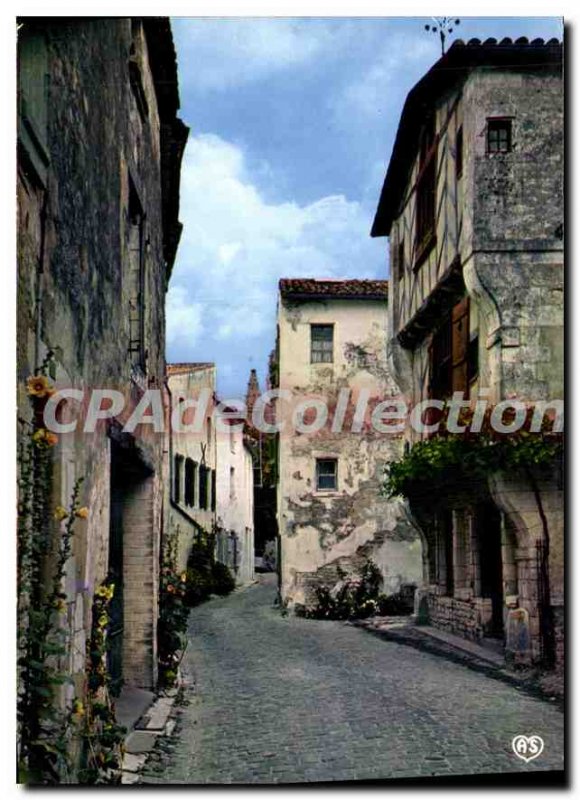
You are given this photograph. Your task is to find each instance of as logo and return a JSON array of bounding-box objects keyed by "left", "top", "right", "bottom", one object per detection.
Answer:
[{"left": 512, "top": 734, "right": 544, "bottom": 763}]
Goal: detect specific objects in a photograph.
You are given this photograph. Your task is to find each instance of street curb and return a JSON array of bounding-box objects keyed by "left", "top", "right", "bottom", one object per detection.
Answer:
[{"left": 354, "top": 620, "right": 564, "bottom": 711}]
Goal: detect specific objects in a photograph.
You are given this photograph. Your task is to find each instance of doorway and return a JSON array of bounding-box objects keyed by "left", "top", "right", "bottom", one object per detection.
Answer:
[
  {"left": 107, "top": 439, "right": 156, "bottom": 693},
  {"left": 476, "top": 502, "right": 504, "bottom": 637}
]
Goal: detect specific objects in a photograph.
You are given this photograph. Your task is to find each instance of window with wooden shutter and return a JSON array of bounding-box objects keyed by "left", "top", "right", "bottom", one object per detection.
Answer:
[
  {"left": 451, "top": 296, "right": 470, "bottom": 398},
  {"left": 429, "top": 313, "right": 452, "bottom": 400},
  {"left": 429, "top": 295, "right": 470, "bottom": 402}
]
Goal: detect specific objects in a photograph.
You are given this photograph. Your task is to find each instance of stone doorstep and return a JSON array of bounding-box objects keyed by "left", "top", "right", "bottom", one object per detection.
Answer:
[
  {"left": 124, "top": 729, "right": 160, "bottom": 755},
  {"left": 137, "top": 695, "right": 176, "bottom": 731},
  {"left": 123, "top": 752, "right": 149, "bottom": 773},
  {"left": 121, "top": 770, "right": 141, "bottom": 785}
]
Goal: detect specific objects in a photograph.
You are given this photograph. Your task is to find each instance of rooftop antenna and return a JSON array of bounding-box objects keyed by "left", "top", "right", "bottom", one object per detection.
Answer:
[{"left": 425, "top": 17, "right": 461, "bottom": 56}]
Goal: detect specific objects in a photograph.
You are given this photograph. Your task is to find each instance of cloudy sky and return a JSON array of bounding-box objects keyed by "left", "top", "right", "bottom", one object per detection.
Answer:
[{"left": 167, "top": 16, "right": 563, "bottom": 397}]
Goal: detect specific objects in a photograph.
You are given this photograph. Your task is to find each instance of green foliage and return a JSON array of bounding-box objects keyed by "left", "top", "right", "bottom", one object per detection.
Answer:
[
  {"left": 79, "top": 581, "right": 126, "bottom": 785},
  {"left": 157, "top": 528, "right": 236, "bottom": 688},
  {"left": 211, "top": 561, "right": 236, "bottom": 595},
  {"left": 301, "top": 560, "right": 383, "bottom": 621},
  {"left": 383, "top": 429, "right": 562, "bottom": 500},
  {"left": 17, "top": 353, "right": 90, "bottom": 784},
  {"left": 158, "top": 525, "right": 190, "bottom": 689}
]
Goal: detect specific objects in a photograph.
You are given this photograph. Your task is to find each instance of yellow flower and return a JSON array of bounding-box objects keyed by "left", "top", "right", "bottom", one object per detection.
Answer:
[
  {"left": 53, "top": 598, "right": 67, "bottom": 612},
  {"left": 32, "top": 428, "right": 58, "bottom": 448},
  {"left": 54, "top": 506, "right": 69, "bottom": 522},
  {"left": 98, "top": 614, "right": 108, "bottom": 628},
  {"left": 27, "top": 374, "right": 54, "bottom": 398},
  {"left": 72, "top": 699, "right": 85, "bottom": 718},
  {"left": 75, "top": 507, "right": 89, "bottom": 519},
  {"left": 180, "top": 572, "right": 187, "bottom": 583}
]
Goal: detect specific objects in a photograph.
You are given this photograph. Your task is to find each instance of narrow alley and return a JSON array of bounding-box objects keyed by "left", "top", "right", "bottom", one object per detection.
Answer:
[{"left": 142, "top": 576, "right": 564, "bottom": 784}]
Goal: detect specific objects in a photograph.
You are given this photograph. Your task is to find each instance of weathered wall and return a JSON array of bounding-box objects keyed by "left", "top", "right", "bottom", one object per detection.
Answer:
[
  {"left": 382, "top": 48, "right": 563, "bottom": 665},
  {"left": 277, "top": 296, "right": 423, "bottom": 607},
  {"left": 216, "top": 429, "right": 255, "bottom": 584},
  {"left": 17, "top": 18, "right": 186, "bottom": 700},
  {"left": 167, "top": 365, "right": 217, "bottom": 571}
]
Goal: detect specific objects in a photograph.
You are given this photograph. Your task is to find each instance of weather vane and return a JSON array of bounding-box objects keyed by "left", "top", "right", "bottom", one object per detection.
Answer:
[{"left": 425, "top": 17, "right": 461, "bottom": 56}]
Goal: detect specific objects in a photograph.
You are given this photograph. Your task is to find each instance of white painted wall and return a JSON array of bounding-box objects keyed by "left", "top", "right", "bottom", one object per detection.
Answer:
[
  {"left": 277, "top": 292, "right": 423, "bottom": 607},
  {"left": 216, "top": 423, "right": 255, "bottom": 585}
]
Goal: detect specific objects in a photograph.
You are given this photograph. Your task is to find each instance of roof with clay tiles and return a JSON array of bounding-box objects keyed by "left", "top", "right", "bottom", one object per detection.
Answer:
[
  {"left": 279, "top": 278, "right": 388, "bottom": 300},
  {"left": 371, "top": 36, "right": 562, "bottom": 237}
]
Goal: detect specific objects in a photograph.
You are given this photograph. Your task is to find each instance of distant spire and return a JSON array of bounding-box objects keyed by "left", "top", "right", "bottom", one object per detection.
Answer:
[{"left": 245, "top": 368, "right": 261, "bottom": 422}]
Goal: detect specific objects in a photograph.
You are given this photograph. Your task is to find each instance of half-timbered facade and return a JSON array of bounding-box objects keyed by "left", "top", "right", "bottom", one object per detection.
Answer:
[{"left": 372, "top": 38, "right": 563, "bottom": 667}]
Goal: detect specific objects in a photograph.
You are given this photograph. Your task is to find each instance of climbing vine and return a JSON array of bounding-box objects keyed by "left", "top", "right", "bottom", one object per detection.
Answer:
[{"left": 383, "top": 404, "right": 562, "bottom": 499}]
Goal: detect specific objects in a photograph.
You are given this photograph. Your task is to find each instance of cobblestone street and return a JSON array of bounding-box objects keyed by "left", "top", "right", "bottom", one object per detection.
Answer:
[{"left": 143, "top": 575, "right": 564, "bottom": 784}]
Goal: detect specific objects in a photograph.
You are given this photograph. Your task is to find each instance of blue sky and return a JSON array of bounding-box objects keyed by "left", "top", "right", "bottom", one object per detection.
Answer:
[{"left": 166, "top": 16, "right": 563, "bottom": 398}]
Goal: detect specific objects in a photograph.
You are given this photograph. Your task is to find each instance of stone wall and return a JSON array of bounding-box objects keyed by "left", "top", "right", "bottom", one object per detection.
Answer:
[
  {"left": 17, "top": 18, "right": 187, "bottom": 709},
  {"left": 427, "top": 593, "right": 493, "bottom": 641}
]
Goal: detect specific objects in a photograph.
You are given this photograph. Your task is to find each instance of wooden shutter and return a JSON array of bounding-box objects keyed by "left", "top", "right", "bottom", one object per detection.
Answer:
[{"left": 451, "top": 296, "right": 470, "bottom": 397}]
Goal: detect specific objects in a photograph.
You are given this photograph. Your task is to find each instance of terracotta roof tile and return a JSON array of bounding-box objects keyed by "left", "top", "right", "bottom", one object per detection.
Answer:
[
  {"left": 279, "top": 278, "right": 388, "bottom": 300},
  {"left": 167, "top": 362, "right": 214, "bottom": 376}
]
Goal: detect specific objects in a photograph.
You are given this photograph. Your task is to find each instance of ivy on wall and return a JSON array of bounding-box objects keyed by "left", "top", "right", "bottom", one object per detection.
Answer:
[{"left": 383, "top": 405, "right": 562, "bottom": 500}]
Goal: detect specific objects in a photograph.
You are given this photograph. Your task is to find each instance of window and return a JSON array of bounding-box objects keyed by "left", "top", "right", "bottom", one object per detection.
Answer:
[
  {"left": 316, "top": 458, "right": 338, "bottom": 491},
  {"left": 311, "top": 324, "right": 334, "bottom": 364},
  {"left": 415, "top": 117, "right": 437, "bottom": 256},
  {"left": 467, "top": 334, "right": 479, "bottom": 385},
  {"left": 211, "top": 470, "right": 216, "bottom": 512},
  {"left": 199, "top": 466, "right": 208, "bottom": 510},
  {"left": 456, "top": 126, "right": 463, "bottom": 178},
  {"left": 429, "top": 296, "right": 471, "bottom": 401},
  {"left": 128, "top": 179, "right": 146, "bottom": 372},
  {"left": 229, "top": 466, "right": 235, "bottom": 502},
  {"left": 430, "top": 314, "right": 453, "bottom": 401},
  {"left": 487, "top": 119, "right": 512, "bottom": 153},
  {"left": 184, "top": 459, "right": 197, "bottom": 507},
  {"left": 173, "top": 455, "right": 183, "bottom": 504}
]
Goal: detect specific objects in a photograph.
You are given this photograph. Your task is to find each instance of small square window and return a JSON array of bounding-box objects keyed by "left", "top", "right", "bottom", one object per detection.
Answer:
[
  {"left": 311, "top": 324, "right": 334, "bottom": 364},
  {"left": 316, "top": 458, "right": 337, "bottom": 491},
  {"left": 487, "top": 119, "right": 512, "bottom": 154}
]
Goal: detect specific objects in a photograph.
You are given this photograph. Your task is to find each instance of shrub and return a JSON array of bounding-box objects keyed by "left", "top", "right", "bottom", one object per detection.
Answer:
[
  {"left": 302, "top": 561, "right": 384, "bottom": 621},
  {"left": 211, "top": 562, "right": 236, "bottom": 595}
]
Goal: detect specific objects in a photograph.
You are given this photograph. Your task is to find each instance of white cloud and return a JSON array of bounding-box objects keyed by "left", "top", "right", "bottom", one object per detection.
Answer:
[
  {"left": 167, "top": 133, "right": 385, "bottom": 392},
  {"left": 331, "top": 35, "right": 435, "bottom": 120},
  {"left": 166, "top": 286, "right": 204, "bottom": 349},
  {"left": 173, "top": 18, "right": 333, "bottom": 92}
]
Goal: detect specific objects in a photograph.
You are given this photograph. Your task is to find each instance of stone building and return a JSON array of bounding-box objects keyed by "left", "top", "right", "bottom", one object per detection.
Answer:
[
  {"left": 17, "top": 16, "right": 188, "bottom": 707},
  {"left": 166, "top": 363, "right": 217, "bottom": 571},
  {"left": 276, "top": 278, "right": 423, "bottom": 608},
  {"left": 371, "top": 38, "right": 563, "bottom": 665},
  {"left": 215, "top": 406, "right": 255, "bottom": 585}
]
